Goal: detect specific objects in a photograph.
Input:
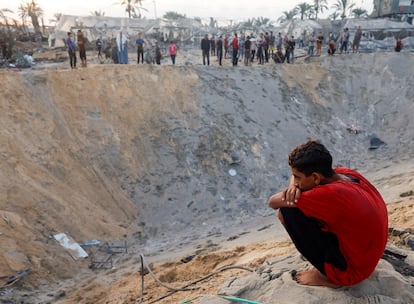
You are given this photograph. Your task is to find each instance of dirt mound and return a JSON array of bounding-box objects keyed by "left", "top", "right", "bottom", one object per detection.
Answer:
[{"left": 0, "top": 52, "right": 413, "bottom": 302}]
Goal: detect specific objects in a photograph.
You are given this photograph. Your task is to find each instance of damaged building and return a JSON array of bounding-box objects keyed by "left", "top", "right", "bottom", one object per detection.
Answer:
[{"left": 50, "top": 15, "right": 203, "bottom": 49}]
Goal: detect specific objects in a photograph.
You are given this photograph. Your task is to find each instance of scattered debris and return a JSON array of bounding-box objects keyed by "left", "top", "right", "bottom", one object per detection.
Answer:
[
  {"left": 389, "top": 227, "right": 414, "bottom": 251},
  {"left": 181, "top": 255, "right": 196, "bottom": 263},
  {"left": 407, "top": 238, "right": 414, "bottom": 251},
  {"left": 0, "top": 268, "right": 32, "bottom": 289},
  {"left": 400, "top": 190, "right": 414, "bottom": 198},
  {"left": 0, "top": 287, "right": 16, "bottom": 296},
  {"left": 88, "top": 241, "right": 128, "bottom": 270},
  {"left": 257, "top": 224, "right": 273, "bottom": 232},
  {"left": 229, "top": 152, "right": 241, "bottom": 165},
  {"left": 53, "top": 233, "right": 88, "bottom": 260},
  {"left": 369, "top": 136, "right": 386, "bottom": 150},
  {"left": 346, "top": 124, "right": 359, "bottom": 134},
  {"left": 228, "top": 169, "right": 237, "bottom": 176},
  {"left": 2, "top": 215, "right": 11, "bottom": 226},
  {"left": 382, "top": 246, "right": 414, "bottom": 277},
  {"left": 79, "top": 239, "right": 101, "bottom": 246}
]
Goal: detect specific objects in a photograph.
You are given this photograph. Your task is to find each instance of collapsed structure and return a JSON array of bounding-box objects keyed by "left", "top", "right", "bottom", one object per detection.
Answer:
[
  {"left": 50, "top": 14, "right": 414, "bottom": 53},
  {"left": 50, "top": 15, "right": 204, "bottom": 48}
]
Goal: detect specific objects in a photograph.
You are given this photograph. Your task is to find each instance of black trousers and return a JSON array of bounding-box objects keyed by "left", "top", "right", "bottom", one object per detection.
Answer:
[
  {"left": 279, "top": 208, "right": 347, "bottom": 275},
  {"left": 137, "top": 49, "right": 144, "bottom": 63},
  {"left": 202, "top": 50, "right": 210, "bottom": 65},
  {"left": 232, "top": 48, "right": 238, "bottom": 66},
  {"left": 217, "top": 49, "right": 223, "bottom": 65},
  {"left": 68, "top": 51, "right": 76, "bottom": 68}
]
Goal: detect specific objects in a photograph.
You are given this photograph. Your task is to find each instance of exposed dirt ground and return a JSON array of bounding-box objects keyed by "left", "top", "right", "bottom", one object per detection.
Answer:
[{"left": 0, "top": 49, "right": 413, "bottom": 303}]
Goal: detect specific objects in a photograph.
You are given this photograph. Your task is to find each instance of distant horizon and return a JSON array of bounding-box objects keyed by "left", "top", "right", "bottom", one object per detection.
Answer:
[{"left": 1, "top": 0, "right": 373, "bottom": 25}]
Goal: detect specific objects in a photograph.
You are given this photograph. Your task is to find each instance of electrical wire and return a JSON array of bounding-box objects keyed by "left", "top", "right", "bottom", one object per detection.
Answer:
[{"left": 137, "top": 253, "right": 255, "bottom": 304}]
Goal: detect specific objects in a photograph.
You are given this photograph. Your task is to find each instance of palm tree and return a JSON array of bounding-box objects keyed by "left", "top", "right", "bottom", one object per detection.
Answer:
[
  {"left": 313, "top": 0, "right": 328, "bottom": 20},
  {"left": 242, "top": 18, "right": 255, "bottom": 28},
  {"left": 296, "top": 2, "right": 314, "bottom": 20},
  {"left": 329, "top": 11, "right": 341, "bottom": 20},
  {"left": 90, "top": 10, "right": 105, "bottom": 16},
  {"left": 0, "top": 8, "right": 16, "bottom": 57},
  {"left": 48, "top": 12, "right": 62, "bottom": 26},
  {"left": 351, "top": 8, "right": 368, "bottom": 18},
  {"left": 0, "top": 8, "right": 14, "bottom": 33},
  {"left": 0, "top": 7, "right": 13, "bottom": 21},
  {"left": 18, "top": 0, "right": 43, "bottom": 34},
  {"left": 117, "top": 0, "right": 147, "bottom": 19},
  {"left": 332, "top": 0, "right": 355, "bottom": 19},
  {"left": 277, "top": 9, "right": 298, "bottom": 23},
  {"left": 17, "top": 3, "right": 28, "bottom": 32},
  {"left": 254, "top": 17, "right": 271, "bottom": 27}
]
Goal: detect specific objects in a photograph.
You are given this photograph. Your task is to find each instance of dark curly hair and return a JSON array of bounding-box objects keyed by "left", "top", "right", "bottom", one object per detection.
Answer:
[{"left": 288, "top": 140, "right": 335, "bottom": 177}]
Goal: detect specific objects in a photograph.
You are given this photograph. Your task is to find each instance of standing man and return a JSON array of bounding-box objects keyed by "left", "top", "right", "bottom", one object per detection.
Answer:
[
  {"left": 168, "top": 40, "right": 177, "bottom": 64},
  {"left": 269, "top": 31, "right": 275, "bottom": 57},
  {"left": 243, "top": 36, "right": 251, "bottom": 66},
  {"left": 316, "top": 31, "right": 324, "bottom": 56},
  {"left": 216, "top": 35, "right": 223, "bottom": 66},
  {"left": 77, "top": 30, "right": 87, "bottom": 67},
  {"left": 96, "top": 37, "right": 103, "bottom": 62},
  {"left": 308, "top": 32, "right": 316, "bottom": 56},
  {"left": 263, "top": 32, "right": 269, "bottom": 63},
  {"left": 352, "top": 26, "right": 362, "bottom": 53},
  {"left": 340, "top": 28, "right": 350, "bottom": 54},
  {"left": 276, "top": 32, "right": 283, "bottom": 53},
  {"left": 210, "top": 35, "right": 216, "bottom": 56},
  {"left": 232, "top": 33, "right": 239, "bottom": 66},
  {"left": 136, "top": 33, "right": 145, "bottom": 64},
  {"left": 286, "top": 35, "right": 296, "bottom": 64},
  {"left": 201, "top": 34, "right": 210, "bottom": 66},
  {"left": 224, "top": 35, "right": 229, "bottom": 59},
  {"left": 268, "top": 140, "right": 388, "bottom": 287},
  {"left": 155, "top": 43, "right": 162, "bottom": 65},
  {"left": 256, "top": 33, "right": 264, "bottom": 65},
  {"left": 66, "top": 32, "right": 77, "bottom": 69}
]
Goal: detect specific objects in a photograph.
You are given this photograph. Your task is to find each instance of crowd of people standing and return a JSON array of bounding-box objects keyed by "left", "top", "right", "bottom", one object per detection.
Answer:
[{"left": 64, "top": 26, "right": 405, "bottom": 69}]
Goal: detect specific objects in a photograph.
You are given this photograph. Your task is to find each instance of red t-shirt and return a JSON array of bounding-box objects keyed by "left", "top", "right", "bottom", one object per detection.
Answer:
[
  {"left": 169, "top": 44, "right": 177, "bottom": 55},
  {"left": 232, "top": 38, "right": 239, "bottom": 50},
  {"left": 296, "top": 167, "right": 388, "bottom": 286}
]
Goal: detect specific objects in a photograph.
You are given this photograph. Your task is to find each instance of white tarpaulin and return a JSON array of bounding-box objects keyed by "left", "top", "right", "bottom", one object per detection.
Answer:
[{"left": 53, "top": 233, "right": 88, "bottom": 260}]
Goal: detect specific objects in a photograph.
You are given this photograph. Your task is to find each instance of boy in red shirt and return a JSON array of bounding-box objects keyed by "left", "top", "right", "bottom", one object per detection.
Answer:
[
  {"left": 232, "top": 33, "right": 239, "bottom": 66},
  {"left": 268, "top": 140, "right": 388, "bottom": 287}
]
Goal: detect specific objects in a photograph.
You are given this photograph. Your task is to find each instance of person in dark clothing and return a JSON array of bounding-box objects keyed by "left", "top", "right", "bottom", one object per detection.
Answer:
[
  {"left": 232, "top": 33, "right": 239, "bottom": 66},
  {"left": 394, "top": 37, "right": 403, "bottom": 52},
  {"left": 96, "top": 38, "right": 103, "bottom": 61},
  {"left": 328, "top": 40, "right": 336, "bottom": 56},
  {"left": 66, "top": 32, "right": 77, "bottom": 69},
  {"left": 201, "top": 34, "right": 210, "bottom": 66},
  {"left": 1, "top": 40, "right": 8, "bottom": 59},
  {"left": 136, "top": 33, "right": 145, "bottom": 64},
  {"left": 243, "top": 36, "right": 251, "bottom": 66},
  {"left": 111, "top": 41, "right": 119, "bottom": 64},
  {"left": 155, "top": 43, "right": 162, "bottom": 65},
  {"left": 210, "top": 35, "right": 216, "bottom": 56},
  {"left": 216, "top": 35, "right": 223, "bottom": 66},
  {"left": 285, "top": 36, "right": 296, "bottom": 64}
]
